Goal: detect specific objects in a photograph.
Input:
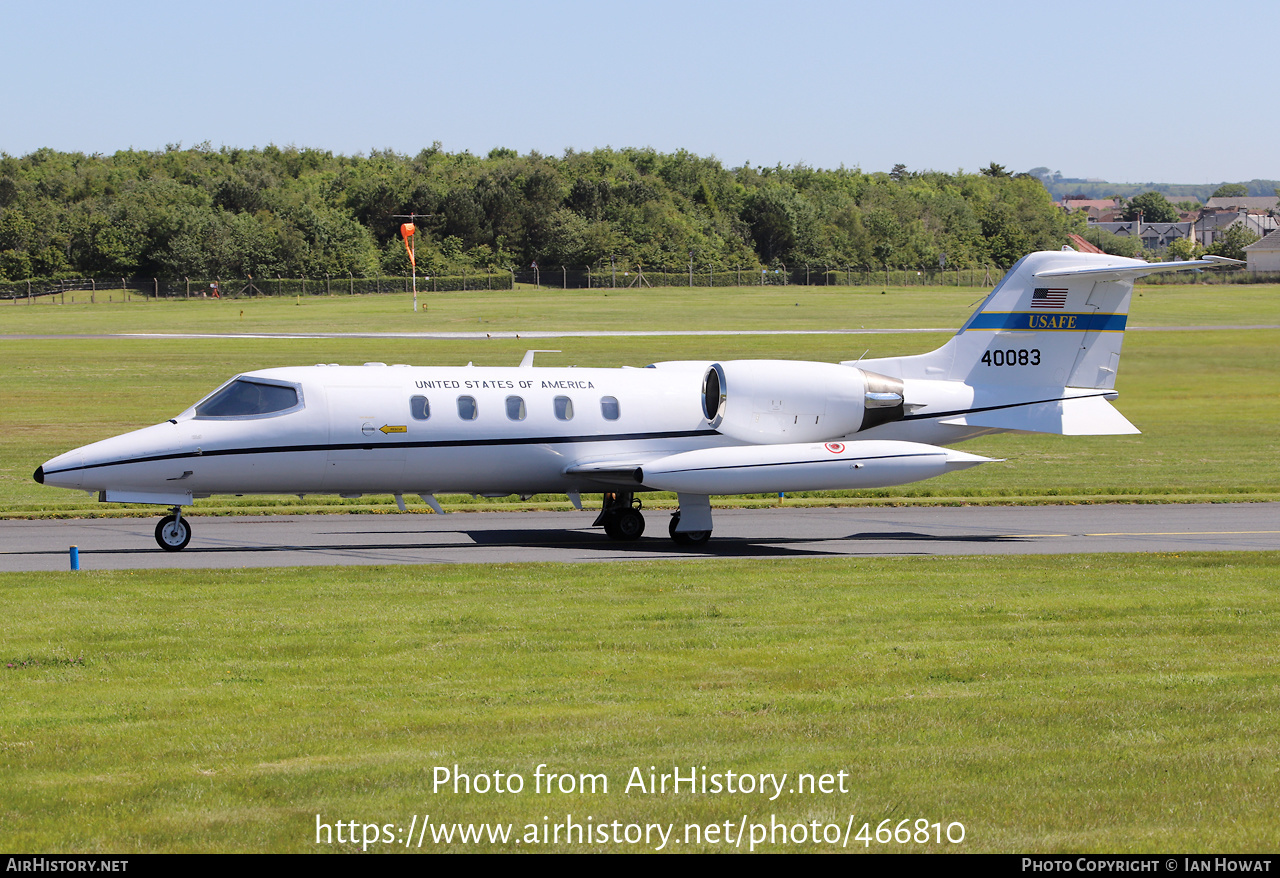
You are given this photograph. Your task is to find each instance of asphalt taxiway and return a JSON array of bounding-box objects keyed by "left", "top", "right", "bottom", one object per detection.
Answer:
[{"left": 2, "top": 503, "right": 1277, "bottom": 571}]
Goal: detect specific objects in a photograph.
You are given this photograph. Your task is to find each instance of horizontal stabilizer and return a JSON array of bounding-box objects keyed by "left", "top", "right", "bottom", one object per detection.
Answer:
[
  {"left": 938, "top": 395, "right": 1139, "bottom": 435},
  {"left": 1033, "top": 256, "right": 1244, "bottom": 282}
]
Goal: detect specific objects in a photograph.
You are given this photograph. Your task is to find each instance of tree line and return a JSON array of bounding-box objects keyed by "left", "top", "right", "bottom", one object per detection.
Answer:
[{"left": 0, "top": 144, "right": 1080, "bottom": 283}]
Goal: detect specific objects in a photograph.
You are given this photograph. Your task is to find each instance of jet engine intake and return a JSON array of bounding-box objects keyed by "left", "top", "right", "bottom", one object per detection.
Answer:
[{"left": 703, "top": 360, "right": 904, "bottom": 444}]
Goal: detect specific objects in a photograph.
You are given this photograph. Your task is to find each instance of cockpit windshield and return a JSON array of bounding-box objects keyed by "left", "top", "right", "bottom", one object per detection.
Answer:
[{"left": 194, "top": 379, "right": 300, "bottom": 418}]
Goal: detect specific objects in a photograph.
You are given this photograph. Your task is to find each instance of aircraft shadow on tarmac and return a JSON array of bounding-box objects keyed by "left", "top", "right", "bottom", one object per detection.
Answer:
[{"left": 32, "top": 527, "right": 1029, "bottom": 559}]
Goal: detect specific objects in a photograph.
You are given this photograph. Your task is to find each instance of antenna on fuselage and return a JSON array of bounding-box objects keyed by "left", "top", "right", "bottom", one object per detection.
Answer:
[{"left": 520, "top": 350, "right": 562, "bottom": 368}]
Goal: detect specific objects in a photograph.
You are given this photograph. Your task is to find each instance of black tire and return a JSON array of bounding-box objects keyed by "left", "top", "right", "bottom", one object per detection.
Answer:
[
  {"left": 155, "top": 515, "right": 192, "bottom": 551},
  {"left": 613, "top": 508, "right": 645, "bottom": 541},
  {"left": 602, "top": 514, "right": 622, "bottom": 540},
  {"left": 669, "top": 512, "right": 711, "bottom": 546}
]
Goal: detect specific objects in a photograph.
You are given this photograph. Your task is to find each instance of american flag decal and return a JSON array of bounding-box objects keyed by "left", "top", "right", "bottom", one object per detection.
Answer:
[{"left": 1032, "top": 287, "right": 1068, "bottom": 309}]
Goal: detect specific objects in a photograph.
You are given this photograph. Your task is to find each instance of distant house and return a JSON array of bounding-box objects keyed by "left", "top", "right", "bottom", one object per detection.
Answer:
[
  {"left": 1061, "top": 198, "right": 1121, "bottom": 222},
  {"left": 1195, "top": 210, "right": 1279, "bottom": 246},
  {"left": 1204, "top": 196, "right": 1279, "bottom": 212},
  {"left": 1062, "top": 198, "right": 1120, "bottom": 212},
  {"left": 1244, "top": 230, "right": 1280, "bottom": 273},
  {"left": 1087, "top": 220, "right": 1194, "bottom": 252}
]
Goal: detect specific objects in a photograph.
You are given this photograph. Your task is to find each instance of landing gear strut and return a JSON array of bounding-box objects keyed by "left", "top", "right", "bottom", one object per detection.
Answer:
[
  {"left": 596, "top": 492, "right": 645, "bottom": 541},
  {"left": 155, "top": 506, "right": 192, "bottom": 551}
]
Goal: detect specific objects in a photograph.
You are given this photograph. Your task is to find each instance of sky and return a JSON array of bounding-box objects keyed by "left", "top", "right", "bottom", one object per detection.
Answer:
[{"left": 4, "top": 0, "right": 1275, "bottom": 184}]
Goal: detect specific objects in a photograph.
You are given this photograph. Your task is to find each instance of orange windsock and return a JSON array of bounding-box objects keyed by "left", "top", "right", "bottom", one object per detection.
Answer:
[{"left": 400, "top": 223, "right": 416, "bottom": 267}]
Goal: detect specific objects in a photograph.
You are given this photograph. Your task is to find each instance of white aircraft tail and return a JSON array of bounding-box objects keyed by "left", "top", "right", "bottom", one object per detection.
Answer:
[{"left": 851, "top": 249, "right": 1235, "bottom": 390}]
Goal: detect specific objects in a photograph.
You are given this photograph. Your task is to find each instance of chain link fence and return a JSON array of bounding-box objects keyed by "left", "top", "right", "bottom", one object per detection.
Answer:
[
  {"left": 511, "top": 264, "right": 1003, "bottom": 289},
  {"left": 7, "top": 260, "right": 1265, "bottom": 302},
  {"left": 0, "top": 271, "right": 514, "bottom": 302}
]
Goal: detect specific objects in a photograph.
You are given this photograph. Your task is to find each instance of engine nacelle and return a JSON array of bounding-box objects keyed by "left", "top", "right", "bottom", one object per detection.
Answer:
[{"left": 702, "top": 360, "right": 904, "bottom": 444}]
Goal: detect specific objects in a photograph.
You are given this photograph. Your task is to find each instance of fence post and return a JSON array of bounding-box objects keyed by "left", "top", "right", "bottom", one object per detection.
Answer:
[{"left": 152, "top": 278, "right": 158, "bottom": 302}]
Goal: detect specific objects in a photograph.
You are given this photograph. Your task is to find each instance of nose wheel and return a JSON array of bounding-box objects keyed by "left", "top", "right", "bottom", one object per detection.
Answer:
[{"left": 155, "top": 508, "right": 192, "bottom": 551}]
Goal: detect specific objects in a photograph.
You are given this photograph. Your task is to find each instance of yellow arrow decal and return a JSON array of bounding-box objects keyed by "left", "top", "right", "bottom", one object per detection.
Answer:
[{"left": 380, "top": 425, "right": 407, "bottom": 434}]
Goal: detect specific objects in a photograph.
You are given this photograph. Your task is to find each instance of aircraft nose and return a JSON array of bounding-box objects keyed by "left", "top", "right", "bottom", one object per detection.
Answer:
[{"left": 33, "top": 465, "right": 44, "bottom": 484}]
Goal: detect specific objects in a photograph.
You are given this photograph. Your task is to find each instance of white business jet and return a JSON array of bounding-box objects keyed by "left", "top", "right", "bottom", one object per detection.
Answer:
[{"left": 34, "top": 248, "right": 1238, "bottom": 551}]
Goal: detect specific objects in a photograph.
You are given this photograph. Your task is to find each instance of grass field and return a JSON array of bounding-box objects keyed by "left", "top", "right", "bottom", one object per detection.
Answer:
[
  {"left": 3, "top": 281, "right": 1278, "bottom": 336},
  {"left": 3, "top": 281, "right": 1278, "bottom": 854},
  {"left": 4, "top": 284, "right": 1279, "bottom": 516},
  {"left": 3, "top": 554, "right": 1279, "bottom": 853}
]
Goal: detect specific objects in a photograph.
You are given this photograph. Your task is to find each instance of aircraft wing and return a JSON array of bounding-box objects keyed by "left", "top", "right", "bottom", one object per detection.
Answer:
[
  {"left": 571, "top": 440, "right": 994, "bottom": 495},
  {"left": 563, "top": 457, "right": 663, "bottom": 486}
]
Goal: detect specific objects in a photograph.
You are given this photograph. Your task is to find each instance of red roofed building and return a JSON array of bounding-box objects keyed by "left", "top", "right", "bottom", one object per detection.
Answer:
[{"left": 1067, "top": 234, "right": 1106, "bottom": 254}]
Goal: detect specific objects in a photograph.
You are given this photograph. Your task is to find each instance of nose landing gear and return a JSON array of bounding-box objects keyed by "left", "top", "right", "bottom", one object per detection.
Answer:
[{"left": 155, "top": 507, "right": 192, "bottom": 551}]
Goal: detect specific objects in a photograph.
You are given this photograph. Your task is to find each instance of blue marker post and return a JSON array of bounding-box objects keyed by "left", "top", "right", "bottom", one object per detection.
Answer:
[{"left": 69, "top": 546, "right": 79, "bottom": 571}]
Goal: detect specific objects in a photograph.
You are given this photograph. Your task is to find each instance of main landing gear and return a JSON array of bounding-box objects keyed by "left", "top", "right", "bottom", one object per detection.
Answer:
[
  {"left": 596, "top": 492, "right": 645, "bottom": 541},
  {"left": 155, "top": 506, "right": 192, "bottom": 551},
  {"left": 596, "top": 492, "right": 714, "bottom": 546},
  {"left": 668, "top": 511, "right": 711, "bottom": 546}
]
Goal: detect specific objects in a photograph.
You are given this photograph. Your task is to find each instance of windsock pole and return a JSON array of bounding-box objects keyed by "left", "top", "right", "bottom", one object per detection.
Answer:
[{"left": 400, "top": 222, "right": 417, "bottom": 312}]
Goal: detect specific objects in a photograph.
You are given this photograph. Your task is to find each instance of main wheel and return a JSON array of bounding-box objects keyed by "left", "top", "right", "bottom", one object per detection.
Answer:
[
  {"left": 155, "top": 514, "right": 192, "bottom": 551},
  {"left": 669, "top": 512, "right": 711, "bottom": 546},
  {"left": 606, "top": 507, "right": 645, "bottom": 541}
]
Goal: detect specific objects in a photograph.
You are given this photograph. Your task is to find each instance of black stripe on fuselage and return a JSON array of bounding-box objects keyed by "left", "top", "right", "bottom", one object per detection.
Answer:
[{"left": 41, "top": 429, "right": 723, "bottom": 478}]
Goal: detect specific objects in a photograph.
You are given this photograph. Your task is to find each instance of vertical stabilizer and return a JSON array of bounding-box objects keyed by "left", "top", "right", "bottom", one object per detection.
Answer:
[{"left": 849, "top": 250, "right": 1228, "bottom": 389}]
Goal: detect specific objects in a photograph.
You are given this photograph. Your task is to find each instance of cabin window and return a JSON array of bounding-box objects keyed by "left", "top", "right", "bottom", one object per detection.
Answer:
[
  {"left": 195, "top": 379, "right": 299, "bottom": 418},
  {"left": 410, "top": 395, "right": 430, "bottom": 420},
  {"left": 600, "top": 396, "right": 620, "bottom": 420},
  {"left": 506, "top": 396, "right": 527, "bottom": 421},
  {"left": 553, "top": 396, "right": 574, "bottom": 421},
  {"left": 457, "top": 396, "right": 478, "bottom": 420}
]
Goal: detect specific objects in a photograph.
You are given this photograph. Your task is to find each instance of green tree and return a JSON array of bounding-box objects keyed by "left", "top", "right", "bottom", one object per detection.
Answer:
[
  {"left": 1165, "top": 236, "right": 1201, "bottom": 261},
  {"left": 1081, "top": 227, "right": 1146, "bottom": 259},
  {"left": 1122, "top": 191, "right": 1179, "bottom": 224},
  {"left": 1207, "top": 224, "right": 1259, "bottom": 262},
  {"left": 1211, "top": 183, "right": 1248, "bottom": 199}
]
